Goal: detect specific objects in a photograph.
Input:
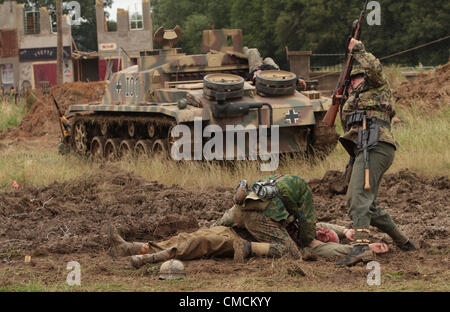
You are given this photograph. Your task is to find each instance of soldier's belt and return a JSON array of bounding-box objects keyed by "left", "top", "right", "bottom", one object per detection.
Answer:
[{"left": 346, "top": 110, "right": 391, "bottom": 130}]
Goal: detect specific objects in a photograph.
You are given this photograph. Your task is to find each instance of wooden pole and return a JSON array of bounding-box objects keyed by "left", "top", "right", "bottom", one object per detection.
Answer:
[{"left": 56, "top": 0, "right": 63, "bottom": 86}]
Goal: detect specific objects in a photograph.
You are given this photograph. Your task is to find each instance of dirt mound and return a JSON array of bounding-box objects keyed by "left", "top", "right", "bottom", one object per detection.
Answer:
[
  {"left": 394, "top": 63, "right": 450, "bottom": 110},
  {"left": 0, "top": 168, "right": 448, "bottom": 258},
  {"left": 0, "top": 82, "right": 105, "bottom": 139},
  {"left": 0, "top": 167, "right": 233, "bottom": 255}
]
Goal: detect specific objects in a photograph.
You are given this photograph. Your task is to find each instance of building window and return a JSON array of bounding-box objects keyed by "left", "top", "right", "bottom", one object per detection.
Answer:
[
  {"left": 24, "top": 10, "right": 40, "bottom": 35},
  {"left": 50, "top": 11, "right": 57, "bottom": 33},
  {"left": 129, "top": 4, "right": 143, "bottom": 30},
  {"left": 1, "top": 64, "right": 15, "bottom": 85}
]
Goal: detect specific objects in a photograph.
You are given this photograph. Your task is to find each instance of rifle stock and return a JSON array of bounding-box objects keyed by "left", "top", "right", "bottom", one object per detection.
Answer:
[
  {"left": 322, "top": 0, "right": 369, "bottom": 127},
  {"left": 52, "top": 95, "right": 69, "bottom": 141}
]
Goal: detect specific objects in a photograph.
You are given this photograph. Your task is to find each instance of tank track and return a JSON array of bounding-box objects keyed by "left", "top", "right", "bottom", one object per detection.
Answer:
[{"left": 69, "top": 113, "right": 177, "bottom": 159}]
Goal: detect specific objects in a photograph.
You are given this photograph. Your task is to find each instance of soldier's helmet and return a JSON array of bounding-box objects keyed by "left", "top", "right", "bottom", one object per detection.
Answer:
[{"left": 158, "top": 260, "right": 187, "bottom": 280}]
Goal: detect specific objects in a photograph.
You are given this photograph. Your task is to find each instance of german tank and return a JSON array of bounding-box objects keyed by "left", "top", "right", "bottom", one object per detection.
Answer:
[{"left": 62, "top": 27, "right": 338, "bottom": 161}]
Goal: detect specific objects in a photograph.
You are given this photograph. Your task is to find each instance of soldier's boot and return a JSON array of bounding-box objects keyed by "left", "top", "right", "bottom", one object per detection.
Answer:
[
  {"left": 384, "top": 226, "right": 417, "bottom": 251},
  {"left": 335, "top": 244, "right": 374, "bottom": 267},
  {"left": 233, "top": 239, "right": 270, "bottom": 263},
  {"left": 371, "top": 212, "right": 417, "bottom": 251},
  {"left": 130, "top": 248, "right": 177, "bottom": 269},
  {"left": 108, "top": 225, "right": 147, "bottom": 259},
  {"left": 336, "top": 228, "right": 374, "bottom": 267}
]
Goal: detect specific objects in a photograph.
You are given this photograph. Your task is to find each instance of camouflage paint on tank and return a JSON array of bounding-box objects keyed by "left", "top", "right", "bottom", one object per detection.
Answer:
[
  {"left": 102, "top": 50, "right": 249, "bottom": 107},
  {"left": 68, "top": 103, "right": 206, "bottom": 124},
  {"left": 66, "top": 28, "right": 337, "bottom": 156},
  {"left": 201, "top": 29, "right": 244, "bottom": 54}
]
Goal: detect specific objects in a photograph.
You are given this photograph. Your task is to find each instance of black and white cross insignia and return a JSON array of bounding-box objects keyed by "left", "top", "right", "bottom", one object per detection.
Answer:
[
  {"left": 115, "top": 81, "right": 122, "bottom": 94},
  {"left": 285, "top": 109, "right": 299, "bottom": 124}
]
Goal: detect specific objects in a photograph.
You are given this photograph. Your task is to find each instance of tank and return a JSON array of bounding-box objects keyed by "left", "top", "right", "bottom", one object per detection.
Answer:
[{"left": 62, "top": 27, "right": 338, "bottom": 161}]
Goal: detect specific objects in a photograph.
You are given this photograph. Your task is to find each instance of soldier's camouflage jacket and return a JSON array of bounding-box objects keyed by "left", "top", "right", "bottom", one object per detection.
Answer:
[
  {"left": 216, "top": 175, "right": 316, "bottom": 248},
  {"left": 341, "top": 42, "right": 398, "bottom": 149}
]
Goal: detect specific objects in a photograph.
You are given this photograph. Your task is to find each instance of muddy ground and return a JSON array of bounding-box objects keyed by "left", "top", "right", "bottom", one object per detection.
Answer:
[
  {"left": 0, "top": 167, "right": 448, "bottom": 291},
  {"left": 394, "top": 63, "right": 450, "bottom": 111}
]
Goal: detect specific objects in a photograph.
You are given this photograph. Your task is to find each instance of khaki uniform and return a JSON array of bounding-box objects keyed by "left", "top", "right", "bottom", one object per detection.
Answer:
[{"left": 141, "top": 223, "right": 354, "bottom": 261}]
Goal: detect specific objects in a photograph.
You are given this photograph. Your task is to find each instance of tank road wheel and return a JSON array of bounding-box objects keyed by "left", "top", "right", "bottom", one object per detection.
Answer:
[
  {"left": 152, "top": 139, "right": 169, "bottom": 157},
  {"left": 134, "top": 140, "right": 152, "bottom": 158},
  {"left": 104, "top": 139, "right": 121, "bottom": 161},
  {"left": 119, "top": 140, "right": 137, "bottom": 158},
  {"left": 127, "top": 122, "right": 136, "bottom": 138},
  {"left": 91, "top": 137, "right": 106, "bottom": 160},
  {"left": 255, "top": 70, "right": 297, "bottom": 96},
  {"left": 100, "top": 122, "right": 109, "bottom": 137},
  {"left": 73, "top": 121, "right": 89, "bottom": 156},
  {"left": 147, "top": 123, "right": 158, "bottom": 139}
]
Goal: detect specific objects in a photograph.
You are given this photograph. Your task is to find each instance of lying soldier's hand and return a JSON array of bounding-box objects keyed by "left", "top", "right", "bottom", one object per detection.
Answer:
[
  {"left": 369, "top": 243, "right": 389, "bottom": 254},
  {"left": 344, "top": 228, "right": 355, "bottom": 241}
]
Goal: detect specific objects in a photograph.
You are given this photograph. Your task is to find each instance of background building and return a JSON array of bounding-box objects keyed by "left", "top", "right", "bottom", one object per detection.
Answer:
[
  {"left": 94, "top": 0, "right": 153, "bottom": 81},
  {"left": 0, "top": 0, "right": 74, "bottom": 92}
]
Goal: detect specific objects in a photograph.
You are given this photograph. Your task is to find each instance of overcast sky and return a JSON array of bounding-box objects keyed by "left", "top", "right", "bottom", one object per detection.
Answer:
[{"left": 105, "top": 0, "right": 143, "bottom": 21}]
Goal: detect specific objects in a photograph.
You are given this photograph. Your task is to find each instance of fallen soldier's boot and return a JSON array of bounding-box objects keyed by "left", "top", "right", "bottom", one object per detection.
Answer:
[
  {"left": 234, "top": 239, "right": 272, "bottom": 263},
  {"left": 108, "top": 225, "right": 145, "bottom": 259},
  {"left": 130, "top": 248, "right": 176, "bottom": 268},
  {"left": 335, "top": 244, "right": 374, "bottom": 267},
  {"left": 233, "top": 238, "right": 252, "bottom": 263},
  {"left": 397, "top": 240, "right": 417, "bottom": 251}
]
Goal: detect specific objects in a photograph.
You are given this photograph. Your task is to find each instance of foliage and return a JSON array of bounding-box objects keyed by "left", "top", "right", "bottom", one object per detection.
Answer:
[
  {"left": 150, "top": 0, "right": 449, "bottom": 68},
  {"left": 1, "top": 1, "right": 448, "bottom": 65}
]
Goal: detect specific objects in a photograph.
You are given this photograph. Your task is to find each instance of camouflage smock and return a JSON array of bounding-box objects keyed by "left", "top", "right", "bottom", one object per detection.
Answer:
[
  {"left": 341, "top": 42, "right": 398, "bottom": 149},
  {"left": 253, "top": 174, "right": 316, "bottom": 247}
]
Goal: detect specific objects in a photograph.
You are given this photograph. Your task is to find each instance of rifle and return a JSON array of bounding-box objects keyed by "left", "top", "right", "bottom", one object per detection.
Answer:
[
  {"left": 52, "top": 95, "right": 69, "bottom": 142},
  {"left": 322, "top": 0, "right": 369, "bottom": 127}
]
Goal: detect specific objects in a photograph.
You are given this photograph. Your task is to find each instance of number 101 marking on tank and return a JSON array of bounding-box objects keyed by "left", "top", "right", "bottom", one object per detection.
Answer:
[{"left": 116, "top": 76, "right": 139, "bottom": 97}]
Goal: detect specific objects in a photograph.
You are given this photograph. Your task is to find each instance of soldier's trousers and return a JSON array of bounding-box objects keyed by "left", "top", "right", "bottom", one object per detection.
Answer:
[
  {"left": 347, "top": 142, "right": 406, "bottom": 243},
  {"left": 241, "top": 211, "right": 302, "bottom": 259}
]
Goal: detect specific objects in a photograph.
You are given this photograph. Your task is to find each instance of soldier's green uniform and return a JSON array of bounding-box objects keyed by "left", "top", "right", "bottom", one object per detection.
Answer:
[
  {"left": 216, "top": 174, "right": 316, "bottom": 259},
  {"left": 337, "top": 42, "right": 414, "bottom": 266}
]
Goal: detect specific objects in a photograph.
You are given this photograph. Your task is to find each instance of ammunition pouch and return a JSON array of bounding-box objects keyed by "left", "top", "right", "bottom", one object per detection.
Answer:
[{"left": 343, "top": 110, "right": 391, "bottom": 154}]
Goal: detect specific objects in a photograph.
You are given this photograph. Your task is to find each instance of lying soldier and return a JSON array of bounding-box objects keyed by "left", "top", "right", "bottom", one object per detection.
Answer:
[{"left": 108, "top": 222, "right": 388, "bottom": 268}]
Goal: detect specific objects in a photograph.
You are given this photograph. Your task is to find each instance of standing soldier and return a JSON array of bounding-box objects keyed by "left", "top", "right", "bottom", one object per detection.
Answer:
[{"left": 336, "top": 39, "right": 416, "bottom": 267}]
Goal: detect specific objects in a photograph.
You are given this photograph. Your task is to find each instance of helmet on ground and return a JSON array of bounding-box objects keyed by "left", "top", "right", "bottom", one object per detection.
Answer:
[{"left": 158, "top": 259, "right": 186, "bottom": 280}]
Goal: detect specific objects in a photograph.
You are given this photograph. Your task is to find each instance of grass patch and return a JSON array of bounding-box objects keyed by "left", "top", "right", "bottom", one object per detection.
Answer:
[
  {"left": 0, "top": 99, "right": 28, "bottom": 132},
  {"left": 0, "top": 102, "right": 448, "bottom": 192}
]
